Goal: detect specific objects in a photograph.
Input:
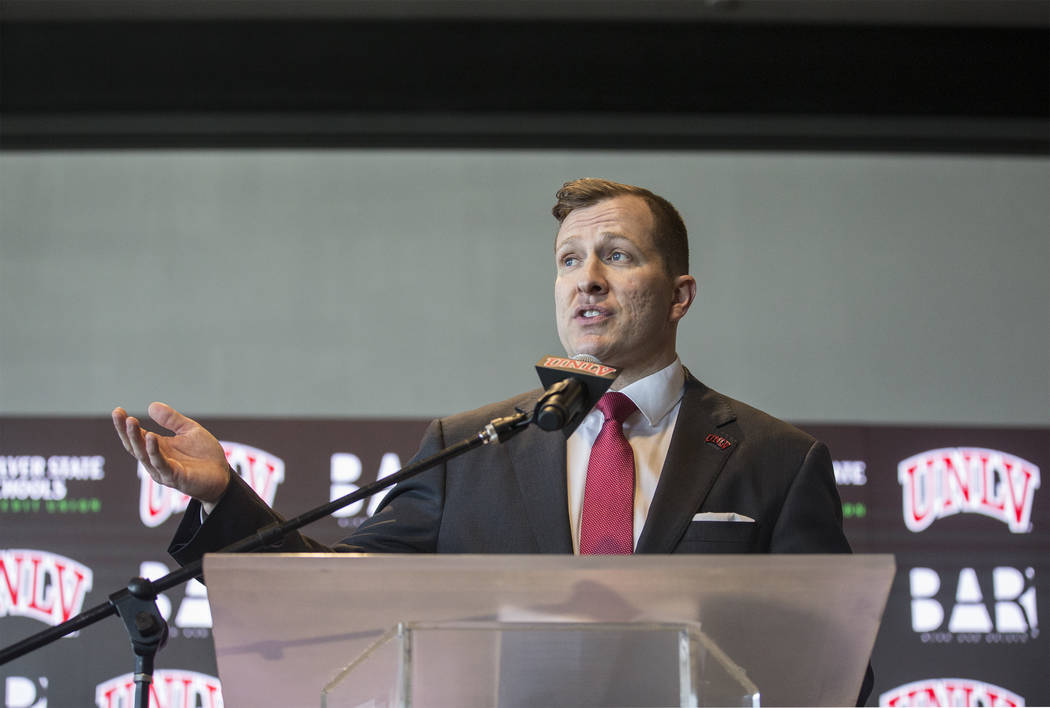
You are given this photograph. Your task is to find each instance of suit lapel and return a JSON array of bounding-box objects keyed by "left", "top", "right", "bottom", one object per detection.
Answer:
[
  {"left": 636, "top": 374, "right": 739, "bottom": 553},
  {"left": 510, "top": 422, "right": 573, "bottom": 553}
]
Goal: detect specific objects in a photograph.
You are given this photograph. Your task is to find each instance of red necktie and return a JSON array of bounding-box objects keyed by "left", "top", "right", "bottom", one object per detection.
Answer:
[{"left": 580, "top": 392, "right": 638, "bottom": 555}]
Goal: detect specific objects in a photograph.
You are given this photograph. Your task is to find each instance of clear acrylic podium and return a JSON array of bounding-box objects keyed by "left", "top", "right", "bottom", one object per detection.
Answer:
[
  {"left": 321, "top": 620, "right": 759, "bottom": 707},
  {"left": 202, "top": 554, "right": 894, "bottom": 708}
]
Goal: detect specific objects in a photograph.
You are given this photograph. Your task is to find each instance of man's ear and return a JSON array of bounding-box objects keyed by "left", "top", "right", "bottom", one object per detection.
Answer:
[{"left": 669, "top": 274, "right": 697, "bottom": 323}]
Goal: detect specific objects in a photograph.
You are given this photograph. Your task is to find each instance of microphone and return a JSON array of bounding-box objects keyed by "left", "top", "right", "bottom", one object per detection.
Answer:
[{"left": 533, "top": 354, "right": 620, "bottom": 435}]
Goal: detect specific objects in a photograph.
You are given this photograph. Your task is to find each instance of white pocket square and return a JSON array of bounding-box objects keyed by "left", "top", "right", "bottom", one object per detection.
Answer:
[{"left": 691, "top": 512, "right": 755, "bottom": 523}]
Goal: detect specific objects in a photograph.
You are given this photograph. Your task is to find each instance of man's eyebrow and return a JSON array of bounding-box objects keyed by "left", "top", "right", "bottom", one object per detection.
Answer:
[
  {"left": 555, "top": 235, "right": 580, "bottom": 251},
  {"left": 556, "top": 232, "right": 631, "bottom": 250}
]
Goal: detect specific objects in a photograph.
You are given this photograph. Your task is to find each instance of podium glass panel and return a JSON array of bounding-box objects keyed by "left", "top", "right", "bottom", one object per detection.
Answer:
[
  {"left": 205, "top": 554, "right": 893, "bottom": 706},
  {"left": 321, "top": 621, "right": 759, "bottom": 708}
]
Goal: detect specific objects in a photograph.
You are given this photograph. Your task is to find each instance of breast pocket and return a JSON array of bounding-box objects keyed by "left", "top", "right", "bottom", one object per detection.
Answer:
[{"left": 675, "top": 520, "right": 760, "bottom": 554}]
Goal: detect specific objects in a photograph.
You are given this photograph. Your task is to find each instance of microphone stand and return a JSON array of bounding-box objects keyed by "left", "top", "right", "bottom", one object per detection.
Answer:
[{"left": 0, "top": 409, "right": 533, "bottom": 708}]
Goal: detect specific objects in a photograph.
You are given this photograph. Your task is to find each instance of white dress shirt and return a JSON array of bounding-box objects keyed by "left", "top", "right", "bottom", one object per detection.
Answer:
[{"left": 566, "top": 357, "right": 686, "bottom": 553}]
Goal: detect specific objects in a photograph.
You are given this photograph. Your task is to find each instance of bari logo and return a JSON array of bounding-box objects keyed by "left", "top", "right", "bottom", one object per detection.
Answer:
[
  {"left": 4, "top": 676, "right": 48, "bottom": 708},
  {"left": 138, "top": 442, "right": 285, "bottom": 527},
  {"left": 139, "top": 561, "right": 212, "bottom": 634},
  {"left": 898, "top": 448, "right": 1040, "bottom": 533},
  {"left": 0, "top": 549, "right": 92, "bottom": 627},
  {"left": 909, "top": 566, "right": 1038, "bottom": 641},
  {"left": 330, "top": 452, "right": 402, "bottom": 520},
  {"left": 95, "top": 670, "right": 222, "bottom": 708},
  {"left": 879, "top": 678, "right": 1024, "bottom": 707}
]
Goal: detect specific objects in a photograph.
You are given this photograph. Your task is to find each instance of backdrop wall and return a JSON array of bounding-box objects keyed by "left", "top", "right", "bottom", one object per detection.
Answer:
[{"left": 2, "top": 149, "right": 1048, "bottom": 707}]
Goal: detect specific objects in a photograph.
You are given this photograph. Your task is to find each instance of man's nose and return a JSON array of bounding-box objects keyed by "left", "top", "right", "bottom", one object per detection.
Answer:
[{"left": 577, "top": 258, "right": 608, "bottom": 293}]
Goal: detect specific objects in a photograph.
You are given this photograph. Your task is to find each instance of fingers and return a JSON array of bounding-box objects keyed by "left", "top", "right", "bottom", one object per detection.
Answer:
[
  {"left": 113, "top": 407, "right": 168, "bottom": 482},
  {"left": 113, "top": 407, "right": 162, "bottom": 465},
  {"left": 148, "top": 401, "right": 196, "bottom": 434},
  {"left": 112, "top": 403, "right": 231, "bottom": 504},
  {"left": 124, "top": 416, "right": 176, "bottom": 486},
  {"left": 144, "top": 430, "right": 175, "bottom": 478},
  {"left": 112, "top": 407, "right": 132, "bottom": 452},
  {"left": 124, "top": 415, "right": 150, "bottom": 464}
]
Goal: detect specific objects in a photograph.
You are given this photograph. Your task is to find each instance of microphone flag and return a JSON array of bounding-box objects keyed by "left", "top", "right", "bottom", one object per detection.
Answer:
[{"left": 534, "top": 355, "right": 621, "bottom": 436}]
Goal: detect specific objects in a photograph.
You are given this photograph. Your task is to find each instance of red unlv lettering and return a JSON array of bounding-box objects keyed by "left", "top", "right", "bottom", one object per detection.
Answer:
[
  {"left": 898, "top": 448, "right": 1040, "bottom": 533},
  {"left": 541, "top": 356, "right": 615, "bottom": 377},
  {"left": 96, "top": 670, "right": 223, "bottom": 708},
  {"left": 0, "top": 549, "right": 92, "bottom": 626},
  {"left": 880, "top": 678, "right": 1024, "bottom": 707},
  {"left": 704, "top": 434, "right": 732, "bottom": 450}
]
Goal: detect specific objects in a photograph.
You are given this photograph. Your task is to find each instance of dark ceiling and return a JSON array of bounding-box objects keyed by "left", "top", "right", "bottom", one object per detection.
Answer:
[{"left": 2, "top": 1, "right": 1047, "bottom": 152}]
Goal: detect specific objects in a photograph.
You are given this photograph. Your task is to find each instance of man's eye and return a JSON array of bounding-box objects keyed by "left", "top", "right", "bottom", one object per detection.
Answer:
[
  {"left": 609, "top": 251, "right": 628, "bottom": 262},
  {"left": 561, "top": 256, "right": 579, "bottom": 267}
]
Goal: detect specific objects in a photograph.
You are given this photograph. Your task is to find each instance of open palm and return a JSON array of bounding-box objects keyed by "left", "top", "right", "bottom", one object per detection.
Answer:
[{"left": 112, "top": 401, "right": 230, "bottom": 504}]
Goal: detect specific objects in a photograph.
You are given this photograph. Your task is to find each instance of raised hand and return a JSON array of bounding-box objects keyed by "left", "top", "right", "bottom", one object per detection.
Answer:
[{"left": 112, "top": 402, "right": 231, "bottom": 508}]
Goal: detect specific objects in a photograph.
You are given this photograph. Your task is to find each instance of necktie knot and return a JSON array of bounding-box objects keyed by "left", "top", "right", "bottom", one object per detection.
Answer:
[{"left": 597, "top": 392, "right": 637, "bottom": 425}]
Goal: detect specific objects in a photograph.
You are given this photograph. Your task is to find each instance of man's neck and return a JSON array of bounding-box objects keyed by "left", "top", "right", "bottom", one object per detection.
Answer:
[{"left": 609, "top": 353, "right": 679, "bottom": 391}]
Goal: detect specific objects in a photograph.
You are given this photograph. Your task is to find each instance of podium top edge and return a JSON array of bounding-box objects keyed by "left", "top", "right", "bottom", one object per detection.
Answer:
[{"left": 203, "top": 552, "right": 896, "bottom": 572}]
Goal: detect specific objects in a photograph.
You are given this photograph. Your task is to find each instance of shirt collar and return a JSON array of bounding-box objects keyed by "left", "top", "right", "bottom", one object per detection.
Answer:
[{"left": 615, "top": 357, "right": 685, "bottom": 427}]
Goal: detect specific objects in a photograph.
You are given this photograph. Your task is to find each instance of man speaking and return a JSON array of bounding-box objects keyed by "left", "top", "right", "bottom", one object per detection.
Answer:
[
  {"left": 112, "top": 178, "right": 867, "bottom": 698},
  {"left": 113, "top": 176, "right": 852, "bottom": 558}
]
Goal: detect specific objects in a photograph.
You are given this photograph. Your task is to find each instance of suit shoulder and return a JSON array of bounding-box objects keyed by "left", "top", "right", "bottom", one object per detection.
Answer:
[
  {"left": 726, "top": 396, "right": 816, "bottom": 446},
  {"left": 685, "top": 381, "right": 829, "bottom": 487},
  {"left": 684, "top": 375, "right": 817, "bottom": 449}
]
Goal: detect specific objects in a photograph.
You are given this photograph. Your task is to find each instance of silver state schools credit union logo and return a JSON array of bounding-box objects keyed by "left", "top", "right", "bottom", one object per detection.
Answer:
[{"left": 898, "top": 448, "right": 1040, "bottom": 533}]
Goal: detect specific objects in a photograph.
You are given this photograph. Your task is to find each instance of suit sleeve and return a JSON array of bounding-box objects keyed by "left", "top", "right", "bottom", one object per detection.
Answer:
[
  {"left": 168, "top": 472, "right": 331, "bottom": 567},
  {"left": 768, "top": 440, "right": 852, "bottom": 554}
]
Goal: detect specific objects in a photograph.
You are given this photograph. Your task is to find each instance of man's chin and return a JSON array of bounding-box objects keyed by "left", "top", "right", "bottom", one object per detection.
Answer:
[{"left": 569, "top": 344, "right": 615, "bottom": 365}]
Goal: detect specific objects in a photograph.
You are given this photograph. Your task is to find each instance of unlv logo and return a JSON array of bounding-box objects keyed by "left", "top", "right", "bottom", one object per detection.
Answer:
[
  {"left": 898, "top": 448, "right": 1040, "bottom": 533},
  {"left": 540, "top": 356, "right": 617, "bottom": 377},
  {"left": 0, "top": 549, "right": 93, "bottom": 627},
  {"left": 138, "top": 442, "right": 285, "bottom": 527},
  {"left": 96, "top": 670, "right": 223, "bottom": 708},
  {"left": 879, "top": 678, "right": 1024, "bottom": 707}
]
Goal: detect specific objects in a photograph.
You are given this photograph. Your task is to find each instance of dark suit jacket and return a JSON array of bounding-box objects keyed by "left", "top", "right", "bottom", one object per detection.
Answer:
[{"left": 170, "top": 372, "right": 850, "bottom": 560}]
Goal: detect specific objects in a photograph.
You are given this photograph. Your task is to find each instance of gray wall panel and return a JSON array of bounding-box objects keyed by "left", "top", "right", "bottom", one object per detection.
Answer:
[{"left": 1, "top": 150, "right": 1047, "bottom": 423}]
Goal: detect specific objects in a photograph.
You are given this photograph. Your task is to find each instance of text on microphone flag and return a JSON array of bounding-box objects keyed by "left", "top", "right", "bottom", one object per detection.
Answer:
[{"left": 541, "top": 356, "right": 617, "bottom": 378}]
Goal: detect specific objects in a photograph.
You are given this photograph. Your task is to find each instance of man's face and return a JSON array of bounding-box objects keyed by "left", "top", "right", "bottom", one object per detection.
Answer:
[{"left": 554, "top": 195, "right": 695, "bottom": 385}]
